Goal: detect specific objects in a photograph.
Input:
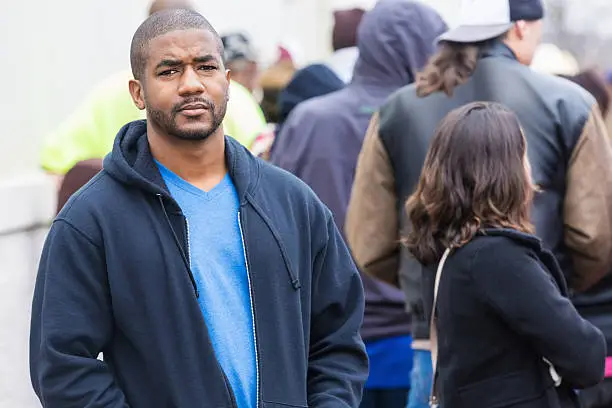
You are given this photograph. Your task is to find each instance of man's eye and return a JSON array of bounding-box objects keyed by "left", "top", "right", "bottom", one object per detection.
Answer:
[
  {"left": 198, "top": 65, "right": 216, "bottom": 71},
  {"left": 159, "top": 69, "right": 178, "bottom": 76}
]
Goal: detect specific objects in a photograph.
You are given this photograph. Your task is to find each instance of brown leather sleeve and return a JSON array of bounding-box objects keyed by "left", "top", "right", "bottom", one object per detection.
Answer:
[
  {"left": 345, "top": 113, "right": 400, "bottom": 286},
  {"left": 564, "top": 105, "right": 612, "bottom": 291}
]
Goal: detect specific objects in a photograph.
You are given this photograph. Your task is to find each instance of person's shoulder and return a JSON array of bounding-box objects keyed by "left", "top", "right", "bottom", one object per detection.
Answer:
[
  {"left": 255, "top": 158, "right": 330, "bottom": 219},
  {"left": 467, "top": 234, "right": 528, "bottom": 254},
  {"left": 522, "top": 67, "right": 595, "bottom": 110},
  {"left": 383, "top": 83, "right": 419, "bottom": 109},
  {"left": 279, "top": 90, "right": 352, "bottom": 145},
  {"left": 459, "top": 232, "right": 539, "bottom": 272},
  {"left": 379, "top": 83, "right": 423, "bottom": 126},
  {"left": 248, "top": 158, "right": 333, "bottom": 248},
  {"left": 258, "top": 158, "right": 321, "bottom": 201},
  {"left": 56, "top": 170, "right": 122, "bottom": 238},
  {"left": 289, "top": 89, "right": 348, "bottom": 120}
]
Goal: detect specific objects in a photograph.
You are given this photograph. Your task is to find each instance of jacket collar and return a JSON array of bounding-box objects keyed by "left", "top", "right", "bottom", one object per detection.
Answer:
[
  {"left": 480, "top": 228, "right": 543, "bottom": 251},
  {"left": 479, "top": 40, "right": 519, "bottom": 62},
  {"left": 105, "top": 120, "right": 258, "bottom": 207},
  {"left": 479, "top": 228, "right": 569, "bottom": 295},
  {"left": 224, "top": 134, "right": 258, "bottom": 206}
]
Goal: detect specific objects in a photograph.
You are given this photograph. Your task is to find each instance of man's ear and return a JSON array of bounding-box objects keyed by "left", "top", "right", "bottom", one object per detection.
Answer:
[
  {"left": 514, "top": 20, "right": 528, "bottom": 41},
  {"left": 225, "top": 69, "right": 231, "bottom": 100},
  {"left": 129, "top": 79, "right": 146, "bottom": 110}
]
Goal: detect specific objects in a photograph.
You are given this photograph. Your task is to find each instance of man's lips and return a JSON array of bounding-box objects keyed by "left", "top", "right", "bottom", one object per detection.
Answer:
[{"left": 178, "top": 103, "right": 209, "bottom": 116}]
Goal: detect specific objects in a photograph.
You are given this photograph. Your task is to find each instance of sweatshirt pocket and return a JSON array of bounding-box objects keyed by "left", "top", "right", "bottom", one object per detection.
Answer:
[
  {"left": 262, "top": 402, "right": 308, "bottom": 408},
  {"left": 457, "top": 368, "right": 553, "bottom": 408}
]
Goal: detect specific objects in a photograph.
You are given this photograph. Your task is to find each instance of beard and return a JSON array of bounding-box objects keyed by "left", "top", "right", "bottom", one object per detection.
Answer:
[{"left": 146, "top": 93, "right": 228, "bottom": 141}]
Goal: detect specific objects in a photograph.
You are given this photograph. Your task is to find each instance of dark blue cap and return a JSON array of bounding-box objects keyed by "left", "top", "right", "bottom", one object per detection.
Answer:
[{"left": 510, "top": 0, "right": 544, "bottom": 21}]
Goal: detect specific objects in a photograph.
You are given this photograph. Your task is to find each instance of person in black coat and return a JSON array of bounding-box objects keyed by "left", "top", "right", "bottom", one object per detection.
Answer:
[{"left": 404, "top": 101, "right": 606, "bottom": 408}]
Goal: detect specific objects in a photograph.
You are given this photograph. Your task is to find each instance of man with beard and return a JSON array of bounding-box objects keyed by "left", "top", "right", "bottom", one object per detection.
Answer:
[
  {"left": 30, "top": 9, "right": 368, "bottom": 408},
  {"left": 41, "top": 0, "right": 268, "bottom": 181}
]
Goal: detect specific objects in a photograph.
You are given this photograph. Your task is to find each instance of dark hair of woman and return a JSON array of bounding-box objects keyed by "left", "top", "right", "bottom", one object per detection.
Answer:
[{"left": 405, "top": 102, "right": 536, "bottom": 265}]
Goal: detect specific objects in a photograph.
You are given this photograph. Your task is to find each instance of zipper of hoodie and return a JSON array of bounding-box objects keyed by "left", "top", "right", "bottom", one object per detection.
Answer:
[
  {"left": 184, "top": 218, "right": 192, "bottom": 268},
  {"left": 158, "top": 194, "right": 238, "bottom": 406},
  {"left": 185, "top": 206, "right": 238, "bottom": 407},
  {"left": 157, "top": 194, "right": 198, "bottom": 297},
  {"left": 238, "top": 210, "right": 261, "bottom": 408}
]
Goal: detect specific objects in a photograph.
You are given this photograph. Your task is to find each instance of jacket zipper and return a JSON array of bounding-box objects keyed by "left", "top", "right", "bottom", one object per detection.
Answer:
[
  {"left": 158, "top": 194, "right": 238, "bottom": 406},
  {"left": 156, "top": 194, "right": 198, "bottom": 297},
  {"left": 238, "top": 211, "right": 261, "bottom": 408},
  {"left": 184, "top": 219, "right": 192, "bottom": 267},
  {"left": 187, "top": 216, "right": 239, "bottom": 408}
]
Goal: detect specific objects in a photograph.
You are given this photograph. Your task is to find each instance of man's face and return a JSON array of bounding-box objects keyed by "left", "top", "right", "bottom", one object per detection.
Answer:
[{"left": 134, "top": 28, "right": 230, "bottom": 141}]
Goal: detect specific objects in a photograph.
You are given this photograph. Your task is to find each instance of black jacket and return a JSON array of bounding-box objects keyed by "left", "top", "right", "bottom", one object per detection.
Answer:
[
  {"left": 423, "top": 229, "right": 605, "bottom": 408},
  {"left": 346, "top": 40, "right": 612, "bottom": 342},
  {"left": 30, "top": 121, "right": 368, "bottom": 408}
]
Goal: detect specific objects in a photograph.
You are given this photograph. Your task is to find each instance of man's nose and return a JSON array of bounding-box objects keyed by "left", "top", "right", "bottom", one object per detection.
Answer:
[{"left": 178, "top": 67, "right": 205, "bottom": 95}]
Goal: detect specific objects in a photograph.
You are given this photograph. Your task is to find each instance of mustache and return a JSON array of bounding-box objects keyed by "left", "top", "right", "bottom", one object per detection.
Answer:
[{"left": 172, "top": 98, "right": 214, "bottom": 113}]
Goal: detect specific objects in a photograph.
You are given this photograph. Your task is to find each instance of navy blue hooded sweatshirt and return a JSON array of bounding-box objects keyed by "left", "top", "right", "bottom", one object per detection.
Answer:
[
  {"left": 270, "top": 0, "right": 447, "bottom": 342},
  {"left": 30, "top": 120, "right": 368, "bottom": 408}
]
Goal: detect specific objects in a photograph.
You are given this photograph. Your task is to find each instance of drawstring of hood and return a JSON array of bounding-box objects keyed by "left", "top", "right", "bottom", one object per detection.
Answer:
[
  {"left": 157, "top": 193, "right": 199, "bottom": 298},
  {"left": 246, "top": 196, "right": 301, "bottom": 290}
]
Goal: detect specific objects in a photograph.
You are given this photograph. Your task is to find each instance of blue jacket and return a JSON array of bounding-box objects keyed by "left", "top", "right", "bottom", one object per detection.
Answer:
[{"left": 30, "top": 120, "right": 368, "bottom": 408}]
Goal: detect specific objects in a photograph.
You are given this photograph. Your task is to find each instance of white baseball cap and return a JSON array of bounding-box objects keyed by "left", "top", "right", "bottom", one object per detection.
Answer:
[{"left": 438, "top": 0, "right": 544, "bottom": 44}]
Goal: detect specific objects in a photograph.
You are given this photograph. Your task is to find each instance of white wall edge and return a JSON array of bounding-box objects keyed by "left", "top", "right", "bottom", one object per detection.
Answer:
[{"left": 0, "top": 175, "right": 56, "bottom": 236}]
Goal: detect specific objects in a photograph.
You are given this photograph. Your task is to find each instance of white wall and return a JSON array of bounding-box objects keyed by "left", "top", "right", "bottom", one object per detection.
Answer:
[
  {"left": 0, "top": 177, "right": 55, "bottom": 408},
  {"left": 0, "top": 1, "right": 145, "bottom": 179}
]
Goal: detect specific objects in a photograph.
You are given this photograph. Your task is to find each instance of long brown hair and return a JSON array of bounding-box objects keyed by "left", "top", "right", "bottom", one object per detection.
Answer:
[
  {"left": 416, "top": 42, "right": 479, "bottom": 97},
  {"left": 415, "top": 37, "right": 507, "bottom": 97},
  {"left": 405, "top": 102, "right": 535, "bottom": 265}
]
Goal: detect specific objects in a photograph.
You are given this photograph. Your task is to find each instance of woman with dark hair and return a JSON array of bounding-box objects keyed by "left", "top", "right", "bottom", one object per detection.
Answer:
[{"left": 406, "top": 102, "right": 606, "bottom": 408}]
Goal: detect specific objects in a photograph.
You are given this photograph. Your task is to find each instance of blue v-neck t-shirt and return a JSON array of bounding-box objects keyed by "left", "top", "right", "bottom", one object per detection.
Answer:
[{"left": 156, "top": 162, "right": 257, "bottom": 408}]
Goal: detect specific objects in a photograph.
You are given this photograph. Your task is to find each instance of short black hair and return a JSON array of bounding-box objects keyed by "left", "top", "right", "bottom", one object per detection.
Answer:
[{"left": 130, "top": 8, "right": 223, "bottom": 80}]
